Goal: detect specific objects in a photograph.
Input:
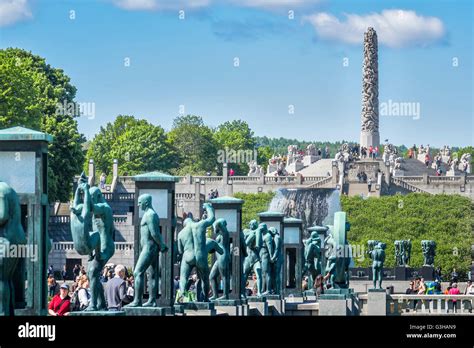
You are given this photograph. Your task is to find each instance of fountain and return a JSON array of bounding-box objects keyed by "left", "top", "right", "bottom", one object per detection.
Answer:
[{"left": 268, "top": 188, "right": 341, "bottom": 236}]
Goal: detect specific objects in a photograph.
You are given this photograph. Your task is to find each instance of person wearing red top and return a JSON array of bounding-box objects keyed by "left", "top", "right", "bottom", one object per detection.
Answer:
[{"left": 48, "top": 283, "right": 71, "bottom": 316}]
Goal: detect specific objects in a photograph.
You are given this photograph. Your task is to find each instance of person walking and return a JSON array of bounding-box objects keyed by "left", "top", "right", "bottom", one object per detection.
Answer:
[
  {"left": 61, "top": 265, "right": 67, "bottom": 281},
  {"left": 48, "top": 275, "right": 57, "bottom": 297},
  {"left": 367, "top": 177, "right": 372, "bottom": 193},
  {"left": 99, "top": 173, "right": 106, "bottom": 189},
  {"left": 105, "top": 264, "right": 127, "bottom": 311}
]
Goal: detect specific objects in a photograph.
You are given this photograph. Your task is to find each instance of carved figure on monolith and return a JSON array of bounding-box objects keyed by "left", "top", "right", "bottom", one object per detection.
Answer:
[
  {"left": 125, "top": 194, "right": 168, "bottom": 307},
  {"left": 0, "top": 182, "right": 27, "bottom": 316},
  {"left": 70, "top": 173, "right": 115, "bottom": 311}
]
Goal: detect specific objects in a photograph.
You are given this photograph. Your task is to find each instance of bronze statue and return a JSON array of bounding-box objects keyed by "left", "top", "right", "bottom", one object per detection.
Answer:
[
  {"left": 70, "top": 173, "right": 114, "bottom": 311},
  {"left": 368, "top": 241, "right": 386, "bottom": 289},
  {"left": 242, "top": 220, "right": 263, "bottom": 297},
  {"left": 176, "top": 203, "right": 215, "bottom": 302},
  {"left": 0, "top": 182, "right": 27, "bottom": 316},
  {"left": 125, "top": 194, "right": 168, "bottom": 307},
  {"left": 303, "top": 231, "right": 322, "bottom": 289},
  {"left": 209, "top": 218, "right": 230, "bottom": 300},
  {"left": 269, "top": 227, "right": 282, "bottom": 295}
]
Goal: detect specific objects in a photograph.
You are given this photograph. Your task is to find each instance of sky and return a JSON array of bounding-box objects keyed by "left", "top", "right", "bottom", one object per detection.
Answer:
[{"left": 0, "top": 0, "right": 473, "bottom": 147}]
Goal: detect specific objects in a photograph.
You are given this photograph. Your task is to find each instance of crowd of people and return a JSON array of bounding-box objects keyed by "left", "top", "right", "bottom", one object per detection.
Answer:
[{"left": 47, "top": 263, "right": 135, "bottom": 316}]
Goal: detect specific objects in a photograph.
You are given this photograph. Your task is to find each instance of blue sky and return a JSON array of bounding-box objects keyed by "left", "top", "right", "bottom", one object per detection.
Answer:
[{"left": 0, "top": 0, "right": 472, "bottom": 147}]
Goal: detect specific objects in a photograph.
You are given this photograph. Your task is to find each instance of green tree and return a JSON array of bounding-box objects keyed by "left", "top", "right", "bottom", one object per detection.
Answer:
[
  {"left": 214, "top": 120, "right": 256, "bottom": 175},
  {"left": 256, "top": 145, "right": 273, "bottom": 172},
  {"left": 168, "top": 115, "right": 218, "bottom": 175},
  {"left": 85, "top": 115, "right": 176, "bottom": 176},
  {"left": 233, "top": 192, "right": 275, "bottom": 228},
  {"left": 0, "top": 48, "right": 84, "bottom": 202},
  {"left": 341, "top": 194, "right": 473, "bottom": 280}
]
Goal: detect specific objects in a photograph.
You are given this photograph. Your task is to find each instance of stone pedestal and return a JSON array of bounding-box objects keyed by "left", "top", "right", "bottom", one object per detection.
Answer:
[
  {"left": 286, "top": 161, "right": 304, "bottom": 174},
  {"left": 392, "top": 169, "right": 404, "bottom": 177},
  {"left": 360, "top": 131, "right": 380, "bottom": 152},
  {"left": 265, "top": 294, "right": 285, "bottom": 316},
  {"left": 303, "top": 155, "right": 320, "bottom": 167},
  {"left": 441, "top": 155, "right": 450, "bottom": 164},
  {"left": 247, "top": 297, "right": 268, "bottom": 316},
  {"left": 395, "top": 266, "right": 409, "bottom": 281},
  {"left": 123, "top": 306, "right": 174, "bottom": 316},
  {"left": 318, "top": 289, "right": 355, "bottom": 316},
  {"left": 417, "top": 153, "right": 427, "bottom": 163},
  {"left": 267, "top": 164, "right": 278, "bottom": 175},
  {"left": 446, "top": 170, "right": 457, "bottom": 177},
  {"left": 367, "top": 289, "right": 387, "bottom": 316},
  {"left": 69, "top": 310, "right": 125, "bottom": 316},
  {"left": 213, "top": 299, "right": 248, "bottom": 316},
  {"left": 174, "top": 302, "right": 216, "bottom": 316},
  {"left": 421, "top": 266, "right": 434, "bottom": 281}
]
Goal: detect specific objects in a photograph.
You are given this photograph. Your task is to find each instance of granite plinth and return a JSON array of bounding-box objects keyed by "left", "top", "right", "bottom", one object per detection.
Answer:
[
  {"left": 123, "top": 306, "right": 174, "bottom": 316},
  {"left": 214, "top": 301, "right": 249, "bottom": 316},
  {"left": 247, "top": 296, "right": 267, "bottom": 303},
  {"left": 320, "top": 288, "right": 354, "bottom": 300},
  {"left": 395, "top": 266, "right": 409, "bottom": 280},
  {"left": 174, "top": 302, "right": 215, "bottom": 311},
  {"left": 174, "top": 302, "right": 216, "bottom": 316},
  {"left": 247, "top": 297, "right": 268, "bottom": 316},
  {"left": 421, "top": 266, "right": 434, "bottom": 281},
  {"left": 212, "top": 299, "right": 244, "bottom": 306},
  {"left": 69, "top": 310, "right": 125, "bottom": 316},
  {"left": 367, "top": 289, "right": 387, "bottom": 315},
  {"left": 264, "top": 295, "right": 285, "bottom": 315}
]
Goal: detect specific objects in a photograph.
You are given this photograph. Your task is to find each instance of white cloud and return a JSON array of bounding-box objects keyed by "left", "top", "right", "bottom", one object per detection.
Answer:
[
  {"left": 0, "top": 0, "right": 32, "bottom": 27},
  {"left": 111, "top": 0, "right": 320, "bottom": 11},
  {"left": 111, "top": 0, "right": 211, "bottom": 11},
  {"left": 230, "top": 0, "right": 321, "bottom": 9},
  {"left": 303, "top": 9, "right": 445, "bottom": 48}
]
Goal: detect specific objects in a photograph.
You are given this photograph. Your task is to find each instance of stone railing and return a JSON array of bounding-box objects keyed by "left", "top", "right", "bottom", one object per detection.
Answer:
[
  {"left": 391, "top": 177, "right": 432, "bottom": 194},
  {"left": 399, "top": 176, "right": 424, "bottom": 183},
  {"left": 303, "top": 176, "right": 328, "bottom": 183},
  {"left": 193, "top": 176, "right": 224, "bottom": 183},
  {"left": 466, "top": 176, "right": 474, "bottom": 184},
  {"left": 264, "top": 175, "right": 298, "bottom": 184},
  {"left": 229, "top": 176, "right": 260, "bottom": 182},
  {"left": 306, "top": 176, "right": 333, "bottom": 188},
  {"left": 428, "top": 176, "right": 464, "bottom": 183},
  {"left": 359, "top": 294, "right": 474, "bottom": 315},
  {"left": 49, "top": 215, "right": 70, "bottom": 224},
  {"left": 113, "top": 214, "right": 132, "bottom": 224},
  {"left": 52, "top": 241, "right": 134, "bottom": 252},
  {"left": 175, "top": 193, "right": 198, "bottom": 200}
]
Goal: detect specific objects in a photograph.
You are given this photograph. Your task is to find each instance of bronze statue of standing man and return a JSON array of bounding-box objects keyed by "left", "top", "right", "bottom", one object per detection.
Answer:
[{"left": 125, "top": 194, "right": 168, "bottom": 307}]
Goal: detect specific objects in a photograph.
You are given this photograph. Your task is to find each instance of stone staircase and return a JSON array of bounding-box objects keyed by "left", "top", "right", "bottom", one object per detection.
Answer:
[
  {"left": 402, "top": 158, "right": 439, "bottom": 176},
  {"left": 347, "top": 183, "right": 380, "bottom": 197},
  {"left": 390, "top": 177, "right": 432, "bottom": 194}
]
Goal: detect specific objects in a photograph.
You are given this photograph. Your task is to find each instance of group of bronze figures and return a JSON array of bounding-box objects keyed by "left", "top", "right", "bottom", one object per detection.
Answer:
[
  {"left": 69, "top": 175, "right": 288, "bottom": 309},
  {"left": 175, "top": 204, "right": 285, "bottom": 302},
  {"left": 1, "top": 175, "right": 438, "bottom": 314}
]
